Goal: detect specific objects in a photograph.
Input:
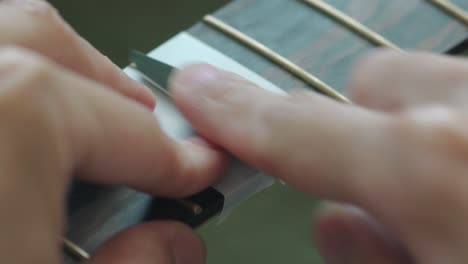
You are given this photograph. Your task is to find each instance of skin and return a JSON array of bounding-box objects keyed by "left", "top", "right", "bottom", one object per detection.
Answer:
[
  {"left": 2, "top": 0, "right": 468, "bottom": 263},
  {"left": 170, "top": 53, "right": 468, "bottom": 264},
  {"left": 0, "top": 1, "right": 225, "bottom": 263}
]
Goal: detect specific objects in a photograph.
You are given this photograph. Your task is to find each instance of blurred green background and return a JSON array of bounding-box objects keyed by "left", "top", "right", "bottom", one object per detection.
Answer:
[
  {"left": 48, "top": 0, "right": 229, "bottom": 66},
  {"left": 47, "top": 1, "right": 324, "bottom": 263}
]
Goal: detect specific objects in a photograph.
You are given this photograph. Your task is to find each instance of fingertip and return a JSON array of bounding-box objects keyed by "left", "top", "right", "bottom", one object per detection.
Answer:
[
  {"left": 173, "top": 138, "right": 227, "bottom": 196},
  {"left": 170, "top": 64, "right": 223, "bottom": 96},
  {"left": 171, "top": 221, "right": 207, "bottom": 264},
  {"left": 132, "top": 81, "right": 157, "bottom": 110},
  {"left": 170, "top": 64, "right": 224, "bottom": 117},
  {"left": 88, "top": 221, "right": 206, "bottom": 264},
  {"left": 313, "top": 202, "right": 411, "bottom": 264},
  {"left": 349, "top": 49, "right": 408, "bottom": 112},
  {"left": 185, "top": 135, "right": 223, "bottom": 151},
  {"left": 119, "top": 69, "right": 157, "bottom": 110},
  {"left": 95, "top": 54, "right": 157, "bottom": 110},
  {"left": 313, "top": 202, "right": 365, "bottom": 256},
  {"left": 139, "top": 137, "right": 227, "bottom": 198}
]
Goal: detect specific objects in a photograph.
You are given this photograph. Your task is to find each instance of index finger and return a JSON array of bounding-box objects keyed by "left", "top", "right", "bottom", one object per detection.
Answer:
[
  {"left": 170, "top": 64, "right": 468, "bottom": 208},
  {"left": 169, "top": 64, "right": 390, "bottom": 202}
]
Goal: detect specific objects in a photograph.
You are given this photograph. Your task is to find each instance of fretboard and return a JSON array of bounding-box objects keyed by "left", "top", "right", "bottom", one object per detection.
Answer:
[{"left": 189, "top": 0, "right": 467, "bottom": 94}]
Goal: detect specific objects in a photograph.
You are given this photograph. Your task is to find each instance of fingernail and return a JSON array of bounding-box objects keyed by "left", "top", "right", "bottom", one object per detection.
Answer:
[
  {"left": 173, "top": 64, "right": 222, "bottom": 88},
  {"left": 132, "top": 81, "right": 157, "bottom": 109},
  {"left": 118, "top": 67, "right": 157, "bottom": 110},
  {"left": 170, "top": 64, "right": 224, "bottom": 104},
  {"left": 172, "top": 226, "right": 206, "bottom": 264},
  {"left": 316, "top": 201, "right": 367, "bottom": 218}
]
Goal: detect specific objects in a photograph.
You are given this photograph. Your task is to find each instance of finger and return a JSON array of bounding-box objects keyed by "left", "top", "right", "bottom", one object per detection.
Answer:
[
  {"left": 350, "top": 50, "right": 468, "bottom": 112},
  {"left": 170, "top": 64, "right": 468, "bottom": 241},
  {"left": 0, "top": 47, "right": 225, "bottom": 198},
  {"left": 172, "top": 64, "right": 468, "bottom": 263},
  {"left": 87, "top": 221, "right": 205, "bottom": 264},
  {"left": 0, "top": 0, "right": 155, "bottom": 108},
  {"left": 170, "top": 64, "right": 392, "bottom": 201},
  {"left": 313, "top": 202, "right": 413, "bottom": 264}
]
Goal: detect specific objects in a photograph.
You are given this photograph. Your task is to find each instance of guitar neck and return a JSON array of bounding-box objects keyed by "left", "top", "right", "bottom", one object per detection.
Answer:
[{"left": 189, "top": 0, "right": 468, "bottom": 93}]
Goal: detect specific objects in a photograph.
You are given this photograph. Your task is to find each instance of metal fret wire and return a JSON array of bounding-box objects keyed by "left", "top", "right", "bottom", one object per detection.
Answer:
[
  {"left": 302, "top": 0, "right": 403, "bottom": 52},
  {"left": 63, "top": 238, "right": 90, "bottom": 262},
  {"left": 203, "top": 15, "right": 351, "bottom": 104},
  {"left": 427, "top": 0, "right": 468, "bottom": 26}
]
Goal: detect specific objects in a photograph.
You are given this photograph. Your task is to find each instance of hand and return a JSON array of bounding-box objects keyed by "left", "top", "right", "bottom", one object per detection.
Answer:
[
  {"left": 171, "top": 51, "right": 468, "bottom": 263},
  {"left": 0, "top": 0, "right": 156, "bottom": 109},
  {"left": 0, "top": 1, "right": 224, "bottom": 263}
]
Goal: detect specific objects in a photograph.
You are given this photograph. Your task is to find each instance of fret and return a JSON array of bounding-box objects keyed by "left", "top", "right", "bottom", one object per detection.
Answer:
[
  {"left": 302, "top": 0, "right": 402, "bottom": 51},
  {"left": 427, "top": 0, "right": 468, "bottom": 26},
  {"left": 62, "top": 238, "right": 90, "bottom": 262},
  {"left": 203, "top": 15, "right": 351, "bottom": 103}
]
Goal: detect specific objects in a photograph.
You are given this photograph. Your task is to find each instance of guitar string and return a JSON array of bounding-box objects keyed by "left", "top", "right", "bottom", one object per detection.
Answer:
[
  {"left": 302, "top": 0, "right": 402, "bottom": 51},
  {"left": 203, "top": 15, "right": 351, "bottom": 104},
  {"left": 302, "top": 0, "right": 468, "bottom": 50},
  {"left": 203, "top": 1, "right": 466, "bottom": 103},
  {"left": 62, "top": 238, "right": 90, "bottom": 262},
  {"left": 427, "top": 0, "right": 468, "bottom": 26}
]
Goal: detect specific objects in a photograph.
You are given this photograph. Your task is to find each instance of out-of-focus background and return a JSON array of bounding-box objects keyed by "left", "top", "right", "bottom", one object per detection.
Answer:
[
  {"left": 48, "top": 0, "right": 229, "bottom": 66},
  {"left": 48, "top": 1, "right": 324, "bottom": 263}
]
